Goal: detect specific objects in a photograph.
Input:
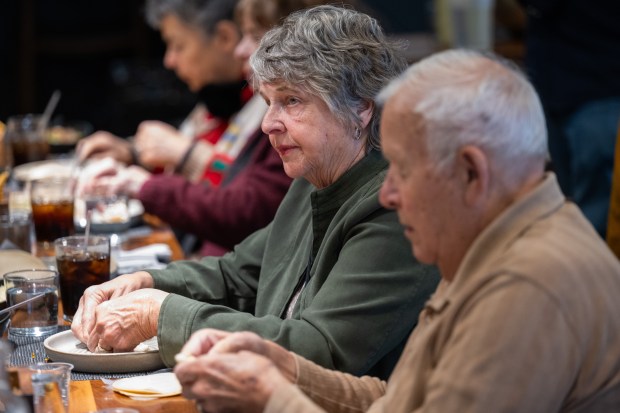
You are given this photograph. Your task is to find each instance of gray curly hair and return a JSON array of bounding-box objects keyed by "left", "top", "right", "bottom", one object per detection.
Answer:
[
  {"left": 145, "top": 0, "right": 239, "bottom": 36},
  {"left": 250, "top": 4, "right": 407, "bottom": 151}
]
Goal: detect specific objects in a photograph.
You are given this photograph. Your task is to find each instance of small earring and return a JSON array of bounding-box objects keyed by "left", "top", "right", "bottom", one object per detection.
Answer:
[{"left": 354, "top": 127, "right": 361, "bottom": 140}]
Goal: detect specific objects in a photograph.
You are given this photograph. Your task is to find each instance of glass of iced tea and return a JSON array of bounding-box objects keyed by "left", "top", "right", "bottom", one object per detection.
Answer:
[
  {"left": 5, "top": 114, "right": 50, "bottom": 166},
  {"left": 30, "top": 177, "right": 75, "bottom": 249},
  {"left": 54, "top": 235, "right": 110, "bottom": 322}
]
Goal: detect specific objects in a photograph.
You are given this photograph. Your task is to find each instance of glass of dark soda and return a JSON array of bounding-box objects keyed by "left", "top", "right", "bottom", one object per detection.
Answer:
[{"left": 54, "top": 235, "right": 110, "bottom": 322}]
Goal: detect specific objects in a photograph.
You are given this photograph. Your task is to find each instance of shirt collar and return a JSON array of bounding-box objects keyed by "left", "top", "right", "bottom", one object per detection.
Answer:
[{"left": 425, "top": 173, "right": 565, "bottom": 313}]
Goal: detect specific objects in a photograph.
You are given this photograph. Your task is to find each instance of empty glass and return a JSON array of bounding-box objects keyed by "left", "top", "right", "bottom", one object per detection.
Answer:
[
  {"left": 29, "top": 362, "right": 73, "bottom": 413},
  {"left": 0, "top": 212, "right": 33, "bottom": 252}
]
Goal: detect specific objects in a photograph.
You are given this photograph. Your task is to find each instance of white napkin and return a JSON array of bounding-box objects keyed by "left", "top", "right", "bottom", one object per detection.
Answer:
[
  {"left": 111, "top": 372, "right": 182, "bottom": 399},
  {"left": 116, "top": 243, "right": 171, "bottom": 274}
]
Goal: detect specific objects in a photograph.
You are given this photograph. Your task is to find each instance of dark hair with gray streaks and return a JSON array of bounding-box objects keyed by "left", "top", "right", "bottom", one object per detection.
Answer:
[
  {"left": 145, "top": 0, "right": 239, "bottom": 36},
  {"left": 250, "top": 4, "right": 407, "bottom": 152}
]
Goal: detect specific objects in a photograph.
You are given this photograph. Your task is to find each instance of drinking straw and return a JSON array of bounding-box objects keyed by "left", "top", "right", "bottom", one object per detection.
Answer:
[
  {"left": 83, "top": 208, "right": 92, "bottom": 256},
  {"left": 39, "top": 90, "right": 62, "bottom": 135}
]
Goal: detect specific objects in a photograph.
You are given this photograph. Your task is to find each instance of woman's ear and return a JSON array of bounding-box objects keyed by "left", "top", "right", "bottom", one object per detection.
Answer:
[
  {"left": 358, "top": 100, "right": 374, "bottom": 129},
  {"left": 214, "top": 20, "right": 241, "bottom": 52},
  {"left": 458, "top": 145, "right": 490, "bottom": 207}
]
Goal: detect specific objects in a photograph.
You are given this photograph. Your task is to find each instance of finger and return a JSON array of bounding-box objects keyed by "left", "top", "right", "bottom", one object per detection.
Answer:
[
  {"left": 209, "top": 331, "right": 264, "bottom": 356},
  {"left": 95, "top": 341, "right": 113, "bottom": 353},
  {"left": 77, "top": 139, "right": 101, "bottom": 161},
  {"left": 78, "top": 133, "right": 114, "bottom": 160},
  {"left": 174, "top": 357, "right": 202, "bottom": 388},
  {"left": 70, "top": 298, "right": 86, "bottom": 342},
  {"left": 180, "top": 330, "right": 233, "bottom": 358},
  {"left": 79, "top": 287, "right": 107, "bottom": 349}
]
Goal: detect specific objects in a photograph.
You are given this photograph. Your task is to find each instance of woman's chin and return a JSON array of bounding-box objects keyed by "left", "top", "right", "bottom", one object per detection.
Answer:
[{"left": 282, "top": 163, "right": 303, "bottom": 180}]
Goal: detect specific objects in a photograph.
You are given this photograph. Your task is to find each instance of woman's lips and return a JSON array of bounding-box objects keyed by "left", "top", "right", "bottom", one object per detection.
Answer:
[{"left": 276, "top": 145, "right": 297, "bottom": 157}]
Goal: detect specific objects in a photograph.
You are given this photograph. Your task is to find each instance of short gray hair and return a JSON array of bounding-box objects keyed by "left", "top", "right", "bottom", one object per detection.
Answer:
[
  {"left": 145, "top": 0, "right": 239, "bottom": 36},
  {"left": 250, "top": 5, "right": 407, "bottom": 152},
  {"left": 378, "top": 49, "right": 548, "bottom": 171}
]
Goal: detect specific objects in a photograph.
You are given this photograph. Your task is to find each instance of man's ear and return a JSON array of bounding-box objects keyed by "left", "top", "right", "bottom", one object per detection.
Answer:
[
  {"left": 213, "top": 20, "right": 241, "bottom": 52},
  {"left": 458, "top": 145, "right": 489, "bottom": 206}
]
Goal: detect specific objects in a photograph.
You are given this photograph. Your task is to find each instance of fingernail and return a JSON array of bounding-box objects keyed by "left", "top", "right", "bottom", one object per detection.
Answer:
[{"left": 174, "top": 353, "right": 196, "bottom": 363}]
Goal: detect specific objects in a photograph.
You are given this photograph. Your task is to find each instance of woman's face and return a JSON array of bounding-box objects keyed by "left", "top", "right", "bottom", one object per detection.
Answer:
[
  {"left": 160, "top": 14, "right": 229, "bottom": 91},
  {"left": 234, "top": 11, "right": 267, "bottom": 80},
  {"left": 260, "top": 81, "right": 365, "bottom": 188}
]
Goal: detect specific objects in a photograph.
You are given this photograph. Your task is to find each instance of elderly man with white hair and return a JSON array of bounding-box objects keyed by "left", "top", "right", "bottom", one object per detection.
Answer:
[{"left": 172, "top": 49, "right": 620, "bottom": 413}]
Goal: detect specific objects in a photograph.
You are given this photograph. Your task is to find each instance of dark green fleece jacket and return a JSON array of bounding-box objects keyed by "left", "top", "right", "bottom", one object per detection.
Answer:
[{"left": 149, "top": 150, "right": 439, "bottom": 379}]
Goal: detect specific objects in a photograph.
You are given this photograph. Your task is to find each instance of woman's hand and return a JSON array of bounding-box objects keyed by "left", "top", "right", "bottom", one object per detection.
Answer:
[
  {"left": 90, "top": 165, "right": 152, "bottom": 197},
  {"left": 77, "top": 131, "right": 133, "bottom": 164},
  {"left": 85, "top": 288, "right": 169, "bottom": 352},
  {"left": 134, "top": 121, "right": 192, "bottom": 169},
  {"left": 71, "top": 271, "right": 155, "bottom": 351}
]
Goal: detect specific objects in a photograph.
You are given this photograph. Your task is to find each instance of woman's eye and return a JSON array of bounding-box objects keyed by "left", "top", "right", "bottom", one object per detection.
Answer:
[{"left": 286, "top": 97, "right": 300, "bottom": 106}]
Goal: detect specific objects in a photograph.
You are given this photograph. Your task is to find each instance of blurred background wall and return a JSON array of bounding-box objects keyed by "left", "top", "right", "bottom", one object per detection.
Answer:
[{"left": 1, "top": 0, "right": 519, "bottom": 137}]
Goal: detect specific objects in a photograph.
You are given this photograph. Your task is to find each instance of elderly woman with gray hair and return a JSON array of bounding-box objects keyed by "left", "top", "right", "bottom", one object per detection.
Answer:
[
  {"left": 78, "top": 0, "right": 246, "bottom": 172},
  {"left": 71, "top": 4, "right": 439, "bottom": 380}
]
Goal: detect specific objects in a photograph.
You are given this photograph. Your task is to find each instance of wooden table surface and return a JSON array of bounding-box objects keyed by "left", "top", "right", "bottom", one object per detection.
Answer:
[{"left": 70, "top": 380, "right": 198, "bottom": 413}]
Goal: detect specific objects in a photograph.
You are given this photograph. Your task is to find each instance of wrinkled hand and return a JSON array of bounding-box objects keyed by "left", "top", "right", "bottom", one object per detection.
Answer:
[
  {"left": 71, "top": 272, "right": 154, "bottom": 351},
  {"left": 177, "top": 329, "right": 235, "bottom": 359},
  {"left": 88, "top": 165, "right": 152, "bottom": 197},
  {"left": 77, "top": 131, "right": 133, "bottom": 164},
  {"left": 77, "top": 158, "right": 151, "bottom": 198},
  {"left": 178, "top": 331, "right": 297, "bottom": 383},
  {"left": 134, "top": 121, "right": 191, "bottom": 169},
  {"left": 175, "top": 351, "right": 290, "bottom": 413},
  {"left": 74, "top": 157, "right": 120, "bottom": 197},
  {"left": 85, "top": 288, "right": 169, "bottom": 352}
]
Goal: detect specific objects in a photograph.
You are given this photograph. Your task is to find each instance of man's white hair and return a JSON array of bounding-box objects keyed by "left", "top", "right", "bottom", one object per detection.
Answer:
[{"left": 378, "top": 49, "right": 547, "bottom": 172}]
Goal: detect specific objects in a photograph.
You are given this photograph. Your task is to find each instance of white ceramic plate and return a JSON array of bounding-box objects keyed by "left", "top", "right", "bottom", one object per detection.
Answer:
[
  {"left": 43, "top": 330, "right": 164, "bottom": 373},
  {"left": 12, "top": 159, "right": 74, "bottom": 182},
  {"left": 74, "top": 199, "right": 144, "bottom": 233}
]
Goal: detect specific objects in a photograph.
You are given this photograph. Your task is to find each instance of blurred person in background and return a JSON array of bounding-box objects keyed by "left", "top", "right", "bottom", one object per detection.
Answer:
[
  {"left": 79, "top": 0, "right": 292, "bottom": 257},
  {"left": 518, "top": 0, "right": 620, "bottom": 238},
  {"left": 80, "top": 0, "right": 246, "bottom": 177},
  {"left": 72, "top": 4, "right": 439, "bottom": 380}
]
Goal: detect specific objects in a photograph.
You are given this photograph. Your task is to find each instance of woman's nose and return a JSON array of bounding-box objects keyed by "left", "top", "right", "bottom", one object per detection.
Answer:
[
  {"left": 261, "top": 105, "right": 283, "bottom": 135},
  {"left": 234, "top": 36, "right": 253, "bottom": 60},
  {"left": 163, "top": 50, "right": 175, "bottom": 69}
]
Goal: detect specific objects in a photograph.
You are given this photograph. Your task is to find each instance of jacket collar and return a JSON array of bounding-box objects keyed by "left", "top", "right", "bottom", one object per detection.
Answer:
[{"left": 309, "top": 150, "right": 386, "bottom": 257}]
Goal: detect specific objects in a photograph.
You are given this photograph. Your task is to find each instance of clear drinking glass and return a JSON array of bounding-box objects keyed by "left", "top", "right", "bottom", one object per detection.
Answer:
[
  {"left": 3, "top": 269, "right": 59, "bottom": 339},
  {"left": 29, "top": 362, "right": 73, "bottom": 413}
]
